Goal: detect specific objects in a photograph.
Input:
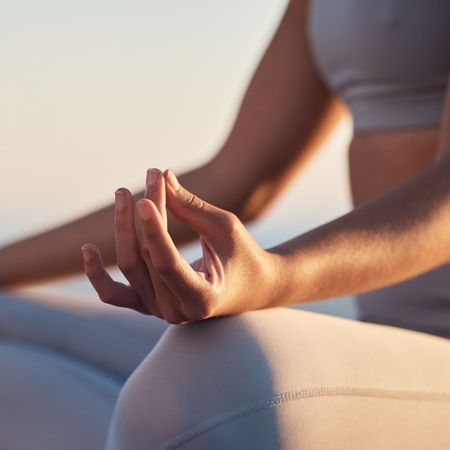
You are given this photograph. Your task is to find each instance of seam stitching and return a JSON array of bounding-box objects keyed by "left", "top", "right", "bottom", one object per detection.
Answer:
[{"left": 162, "top": 386, "right": 450, "bottom": 449}]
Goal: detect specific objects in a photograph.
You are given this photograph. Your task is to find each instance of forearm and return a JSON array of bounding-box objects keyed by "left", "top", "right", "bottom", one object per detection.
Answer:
[
  {"left": 0, "top": 202, "right": 118, "bottom": 287},
  {"left": 271, "top": 155, "right": 450, "bottom": 306},
  {"left": 0, "top": 0, "right": 337, "bottom": 288},
  {"left": 0, "top": 162, "right": 244, "bottom": 288}
]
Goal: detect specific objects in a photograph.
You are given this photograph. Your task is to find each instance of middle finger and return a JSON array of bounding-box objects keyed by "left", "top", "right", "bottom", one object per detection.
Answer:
[
  {"left": 142, "top": 168, "right": 186, "bottom": 324},
  {"left": 115, "top": 188, "right": 160, "bottom": 316}
]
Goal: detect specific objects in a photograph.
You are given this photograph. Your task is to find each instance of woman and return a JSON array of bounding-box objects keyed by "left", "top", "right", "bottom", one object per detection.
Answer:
[
  {"left": 90, "top": 109, "right": 450, "bottom": 450},
  {"left": 1, "top": 0, "right": 450, "bottom": 448}
]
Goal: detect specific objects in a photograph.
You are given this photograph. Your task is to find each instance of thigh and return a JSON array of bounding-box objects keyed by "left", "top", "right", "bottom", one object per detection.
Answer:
[
  {"left": 0, "top": 340, "right": 120, "bottom": 450},
  {"left": 0, "top": 292, "right": 168, "bottom": 450},
  {"left": 0, "top": 292, "right": 168, "bottom": 379},
  {"left": 107, "top": 308, "right": 450, "bottom": 450}
]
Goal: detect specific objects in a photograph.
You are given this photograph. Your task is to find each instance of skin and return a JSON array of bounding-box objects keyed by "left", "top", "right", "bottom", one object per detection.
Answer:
[
  {"left": 0, "top": 0, "right": 336, "bottom": 287},
  {"left": 0, "top": 0, "right": 448, "bottom": 324},
  {"left": 83, "top": 144, "right": 450, "bottom": 324},
  {"left": 84, "top": 88, "right": 450, "bottom": 324},
  {"left": 82, "top": 169, "right": 279, "bottom": 323}
]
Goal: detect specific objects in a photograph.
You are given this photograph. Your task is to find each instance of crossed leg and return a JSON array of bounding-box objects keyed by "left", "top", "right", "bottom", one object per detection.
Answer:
[
  {"left": 0, "top": 292, "right": 168, "bottom": 450},
  {"left": 107, "top": 308, "right": 450, "bottom": 450}
]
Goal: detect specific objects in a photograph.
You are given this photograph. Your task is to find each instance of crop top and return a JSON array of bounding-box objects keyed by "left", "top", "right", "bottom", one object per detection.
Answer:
[{"left": 308, "top": 0, "right": 450, "bottom": 132}]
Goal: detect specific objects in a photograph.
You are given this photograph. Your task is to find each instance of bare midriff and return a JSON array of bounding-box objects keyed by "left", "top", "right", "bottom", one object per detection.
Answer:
[{"left": 349, "top": 128, "right": 439, "bottom": 206}]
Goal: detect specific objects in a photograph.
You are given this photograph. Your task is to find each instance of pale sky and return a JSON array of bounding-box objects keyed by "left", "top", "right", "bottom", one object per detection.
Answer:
[{"left": 0, "top": 0, "right": 353, "bottom": 301}]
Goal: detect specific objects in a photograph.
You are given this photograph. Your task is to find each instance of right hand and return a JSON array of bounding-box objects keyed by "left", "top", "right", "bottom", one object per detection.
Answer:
[{"left": 81, "top": 168, "right": 282, "bottom": 324}]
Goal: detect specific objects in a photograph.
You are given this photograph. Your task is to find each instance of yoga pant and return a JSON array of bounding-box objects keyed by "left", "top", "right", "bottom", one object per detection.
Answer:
[
  {"left": 357, "top": 264, "right": 450, "bottom": 339},
  {"left": 0, "top": 292, "right": 168, "bottom": 450},
  {"left": 107, "top": 308, "right": 450, "bottom": 450},
  {"left": 2, "top": 293, "right": 450, "bottom": 449}
]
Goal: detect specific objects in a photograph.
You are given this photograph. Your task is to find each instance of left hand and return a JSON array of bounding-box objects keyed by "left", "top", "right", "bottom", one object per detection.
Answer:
[{"left": 81, "top": 168, "right": 283, "bottom": 324}]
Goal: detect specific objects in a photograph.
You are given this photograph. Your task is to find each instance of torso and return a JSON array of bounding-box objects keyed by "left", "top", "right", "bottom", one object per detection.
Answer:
[
  {"left": 307, "top": 0, "right": 449, "bottom": 205},
  {"left": 307, "top": 0, "right": 450, "bottom": 337},
  {"left": 349, "top": 129, "right": 439, "bottom": 206}
]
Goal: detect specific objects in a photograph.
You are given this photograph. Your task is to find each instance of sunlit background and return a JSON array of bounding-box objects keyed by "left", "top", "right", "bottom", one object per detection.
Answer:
[{"left": 0, "top": 0, "right": 354, "bottom": 316}]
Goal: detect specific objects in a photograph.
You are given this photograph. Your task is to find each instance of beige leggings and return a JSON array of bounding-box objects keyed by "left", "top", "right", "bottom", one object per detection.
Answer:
[
  {"left": 2, "top": 293, "right": 450, "bottom": 449},
  {"left": 107, "top": 308, "right": 450, "bottom": 450}
]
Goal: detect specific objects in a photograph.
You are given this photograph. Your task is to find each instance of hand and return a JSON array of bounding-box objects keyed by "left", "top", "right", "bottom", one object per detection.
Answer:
[{"left": 81, "top": 168, "right": 282, "bottom": 324}]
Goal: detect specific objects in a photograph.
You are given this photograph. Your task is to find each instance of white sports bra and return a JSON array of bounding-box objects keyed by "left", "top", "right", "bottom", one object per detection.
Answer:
[{"left": 308, "top": 0, "right": 450, "bottom": 131}]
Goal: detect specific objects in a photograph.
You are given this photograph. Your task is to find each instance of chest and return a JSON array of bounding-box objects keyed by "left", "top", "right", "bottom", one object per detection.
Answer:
[{"left": 308, "top": 0, "right": 450, "bottom": 87}]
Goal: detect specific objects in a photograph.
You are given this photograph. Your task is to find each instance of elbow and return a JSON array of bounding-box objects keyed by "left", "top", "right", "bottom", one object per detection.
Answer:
[
  {"left": 206, "top": 155, "right": 295, "bottom": 223},
  {"left": 238, "top": 201, "right": 270, "bottom": 223},
  {"left": 236, "top": 179, "right": 283, "bottom": 223}
]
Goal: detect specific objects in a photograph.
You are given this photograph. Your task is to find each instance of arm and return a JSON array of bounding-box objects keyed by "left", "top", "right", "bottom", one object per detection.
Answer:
[
  {"left": 83, "top": 83, "right": 450, "bottom": 323},
  {"left": 275, "top": 77, "right": 450, "bottom": 305},
  {"left": 0, "top": 0, "right": 338, "bottom": 288},
  {"left": 274, "top": 153, "right": 450, "bottom": 306},
  {"left": 83, "top": 153, "right": 450, "bottom": 322}
]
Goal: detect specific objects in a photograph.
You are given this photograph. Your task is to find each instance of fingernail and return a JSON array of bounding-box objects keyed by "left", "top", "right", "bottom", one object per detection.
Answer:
[
  {"left": 166, "top": 169, "right": 180, "bottom": 191},
  {"left": 137, "top": 199, "right": 152, "bottom": 220},
  {"left": 81, "top": 246, "right": 91, "bottom": 263},
  {"left": 115, "top": 189, "right": 125, "bottom": 208},
  {"left": 147, "top": 169, "right": 160, "bottom": 186}
]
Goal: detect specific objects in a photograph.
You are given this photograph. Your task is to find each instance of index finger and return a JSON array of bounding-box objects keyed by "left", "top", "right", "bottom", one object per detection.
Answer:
[{"left": 136, "top": 199, "right": 212, "bottom": 318}]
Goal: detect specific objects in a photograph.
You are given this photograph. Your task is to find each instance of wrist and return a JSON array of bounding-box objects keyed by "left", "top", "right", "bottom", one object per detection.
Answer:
[
  {"left": 264, "top": 249, "right": 299, "bottom": 308},
  {"left": 265, "top": 243, "right": 315, "bottom": 308}
]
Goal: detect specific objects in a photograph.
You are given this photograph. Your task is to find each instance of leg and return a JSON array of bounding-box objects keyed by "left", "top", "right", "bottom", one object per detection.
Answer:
[
  {"left": 0, "top": 292, "right": 168, "bottom": 450},
  {"left": 0, "top": 341, "right": 120, "bottom": 450},
  {"left": 357, "top": 264, "right": 450, "bottom": 339},
  {"left": 0, "top": 292, "right": 168, "bottom": 379},
  {"left": 107, "top": 308, "right": 450, "bottom": 450}
]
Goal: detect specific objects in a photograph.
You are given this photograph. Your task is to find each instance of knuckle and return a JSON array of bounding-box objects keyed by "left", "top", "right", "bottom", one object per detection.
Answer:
[
  {"left": 220, "top": 211, "right": 240, "bottom": 232},
  {"left": 183, "top": 191, "right": 204, "bottom": 210},
  {"left": 156, "top": 299, "right": 184, "bottom": 324},
  {"left": 188, "top": 297, "right": 216, "bottom": 321}
]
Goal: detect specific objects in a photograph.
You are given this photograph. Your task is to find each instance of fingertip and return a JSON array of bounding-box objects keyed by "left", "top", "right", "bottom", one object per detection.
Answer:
[
  {"left": 81, "top": 248, "right": 91, "bottom": 264},
  {"left": 115, "top": 190, "right": 126, "bottom": 212},
  {"left": 147, "top": 167, "right": 162, "bottom": 178},
  {"left": 164, "top": 168, "right": 180, "bottom": 192},
  {"left": 81, "top": 243, "right": 104, "bottom": 265},
  {"left": 115, "top": 187, "right": 132, "bottom": 198},
  {"left": 81, "top": 243, "right": 94, "bottom": 256},
  {"left": 81, "top": 242, "right": 98, "bottom": 253},
  {"left": 146, "top": 168, "right": 162, "bottom": 192}
]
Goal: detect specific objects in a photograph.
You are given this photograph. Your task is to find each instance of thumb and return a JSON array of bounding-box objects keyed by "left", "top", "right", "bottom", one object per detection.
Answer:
[{"left": 164, "top": 169, "right": 236, "bottom": 241}]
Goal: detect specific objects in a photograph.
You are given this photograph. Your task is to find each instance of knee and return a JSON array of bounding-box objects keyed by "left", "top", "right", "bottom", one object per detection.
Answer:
[
  {"left": 106, "top": 312, "right": 282, "bottom": 449},
  {"left": 107, "top": 309, "right": 450, "bottom": 449},
  {"left": 105, "top": 309, "right": 348, "bottom": 450}
]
